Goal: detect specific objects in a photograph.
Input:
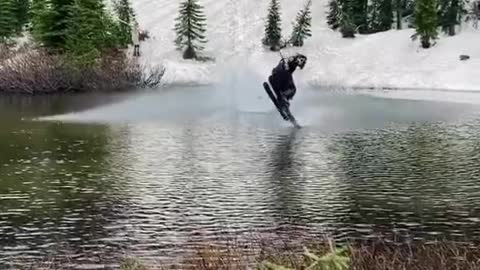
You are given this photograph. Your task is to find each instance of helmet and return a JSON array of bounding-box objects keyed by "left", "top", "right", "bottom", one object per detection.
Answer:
[
  {"left": 294, "top": 54, "right": 307, "bottom": 69},
  {"left": 287, "top": 53, "right": 307, "bottom": 70}
]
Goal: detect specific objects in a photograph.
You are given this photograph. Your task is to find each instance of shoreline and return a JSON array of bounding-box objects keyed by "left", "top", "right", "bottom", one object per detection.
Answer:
[{"left": 6, "top": 237, "right": 480, "bottom": 269}]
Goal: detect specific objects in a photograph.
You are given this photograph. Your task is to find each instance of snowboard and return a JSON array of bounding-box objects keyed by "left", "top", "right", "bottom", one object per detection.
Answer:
[{"left": 263, "top": 82, "right": 301, "bottom": 128}]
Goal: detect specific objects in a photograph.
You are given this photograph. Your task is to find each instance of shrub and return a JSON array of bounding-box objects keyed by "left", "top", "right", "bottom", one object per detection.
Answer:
[{"left": 0, "top": 48, "right": 164, "bottom": 94}]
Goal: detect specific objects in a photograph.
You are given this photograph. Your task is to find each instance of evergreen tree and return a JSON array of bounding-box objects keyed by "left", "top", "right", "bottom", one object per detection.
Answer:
[
  {"left": 263, "top": 0, "right": 282, "bottom": 50},
  {"left": 400, "top": 0, "right": 416, "bottom": 28},
  {"left": 174, "top": 0, "right": 207, "bottom": 59},
  {"left": 368, "top": 0, "right": 379, "bottom": 31},
  {"left": 290, "top": 0, "right": 312, "bottom": 47},
  {"left": 377, "top": 0, "right": 393, "bottom": 31},
  {"left": 368, "top": 0, "right": 393, "bottom": 32},
  {"left": 364, "top": 0, "right": 407, "bottom": 32},
  {"left": 0, "top": 0, "right": 17, "bottom": 41},
  {"left": 438, "top": 0, "right": 465, "bottom": 35},
  {"left": 351, "top": 0, "right": 369, "bottom": 33},
  {"left": 412, "top": 0, "right": 438, "bottom": 48},
  {"left": 340, "top": 14, "right": 356, "bottom": 37},
  {"left": 31, "top": 0, "right": 75, "bottom": 50},
  {"left": 327, "top": 0, "right": 340, "bottom": 30},
  {"left": 114, "top": 0, "right": 135, "bottom": 47},
  {"left": 339, "top": 0, "right": 356, "bottom": 37},
  {"left": 14, "top": 0, "right": 30, "bottom": 33},
  {"left": 395, "top": 0, "right": 403, "bottom": 28},
  {"left": 65, "top": 0, "right": 122, "bottom": 66},
  {"left": 329, "top": 0, "right": 357, "bottom": 37}
]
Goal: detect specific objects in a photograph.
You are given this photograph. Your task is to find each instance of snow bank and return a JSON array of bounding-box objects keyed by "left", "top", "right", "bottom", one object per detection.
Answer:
[
  {"left": 131, "top": 0, "right": 480, "bottom": 91},
  {"left": 306, "top": 27, "right": 480, "bottom": 91}
]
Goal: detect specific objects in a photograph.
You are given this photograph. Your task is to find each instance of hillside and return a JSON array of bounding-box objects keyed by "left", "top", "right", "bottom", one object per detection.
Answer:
[{"left": 131, "top": 0, "right": 480, "bottom": 91}]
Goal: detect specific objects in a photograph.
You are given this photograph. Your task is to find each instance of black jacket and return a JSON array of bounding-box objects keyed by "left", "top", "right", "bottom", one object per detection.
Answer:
[{"left": 268, "top": 59, "right": 296, "bottom": 100}]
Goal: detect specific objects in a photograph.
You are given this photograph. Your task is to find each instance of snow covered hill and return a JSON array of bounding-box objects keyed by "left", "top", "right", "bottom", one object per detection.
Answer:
[{"left": 131, "top": 0, "right": 480, "bottom": 92}]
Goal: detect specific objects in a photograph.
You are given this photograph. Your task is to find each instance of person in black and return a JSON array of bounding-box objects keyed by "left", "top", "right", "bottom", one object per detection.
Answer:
[{"left": 268, "top": 53, "right": 307, "bottom": 108}]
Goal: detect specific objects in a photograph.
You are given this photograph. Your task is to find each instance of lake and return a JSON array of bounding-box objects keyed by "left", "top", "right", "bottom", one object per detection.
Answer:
[{"left": 2, "top": 87, "right": 480, "bottom": 269}]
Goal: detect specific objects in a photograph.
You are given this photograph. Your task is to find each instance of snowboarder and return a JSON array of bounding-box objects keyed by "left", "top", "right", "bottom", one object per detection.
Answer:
[{"left": 267, "top": 53, "right": 307, "bottom": 108}]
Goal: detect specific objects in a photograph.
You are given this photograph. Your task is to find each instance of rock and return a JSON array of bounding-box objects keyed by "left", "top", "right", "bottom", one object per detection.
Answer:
[{"left": 460, "top": 55, "right": 470, "bottom": 61}]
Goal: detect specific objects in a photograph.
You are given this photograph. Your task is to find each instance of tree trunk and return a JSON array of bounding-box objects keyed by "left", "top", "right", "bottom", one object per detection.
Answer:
[
  {"left": 183, "top": 45, "right": 196, "bottom": 59},
  {"left": 449, "top": 0, "right": 458, "bottom": 36},
  {"left": 396, "top": 0, "right": 402, "bottom": 29},
  {"left": 421, "top": 36, "right": 430, "bottom": 48},
  {"left": 448, "top": 25, "right": 455, "bottom": 36}
]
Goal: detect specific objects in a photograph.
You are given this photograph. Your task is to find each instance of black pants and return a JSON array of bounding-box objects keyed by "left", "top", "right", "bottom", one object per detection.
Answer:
[
  {"left": 268, "top": 75, "right": 289, "bottom": 107},
  {"left": 133, "top": 45, "right": 140, "bottom": 57}
]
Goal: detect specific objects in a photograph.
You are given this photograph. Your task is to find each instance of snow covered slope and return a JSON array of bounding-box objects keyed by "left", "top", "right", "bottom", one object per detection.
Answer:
[{"left": 131, "top": 0, "right": 480, "bottom": 91}]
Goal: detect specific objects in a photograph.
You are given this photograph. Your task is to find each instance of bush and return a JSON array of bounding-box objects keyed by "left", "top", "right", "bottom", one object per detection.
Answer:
[{"left": 0, "top": 48, "right": 165, "bottom": 94}]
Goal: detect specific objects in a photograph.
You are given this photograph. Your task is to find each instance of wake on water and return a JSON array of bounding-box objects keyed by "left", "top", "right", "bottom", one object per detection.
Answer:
[
  {"left": 31, "top": 76, "right": 477, "bottom": 132},
  {"left": 215, "top": 61, "right": 330, "bottom": 127},
  {"left": 35, "top": 60, "right": 325, "bottom": 128}
]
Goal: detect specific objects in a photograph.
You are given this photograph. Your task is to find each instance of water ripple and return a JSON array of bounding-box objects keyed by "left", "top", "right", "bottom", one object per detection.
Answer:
[{"left": 2, "top": 116, "right": 480, "bottom": 267}]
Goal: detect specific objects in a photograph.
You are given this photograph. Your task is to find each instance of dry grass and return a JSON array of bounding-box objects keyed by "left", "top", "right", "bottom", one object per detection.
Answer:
[
  {"left": 0, "top": 48, "right": 165, "bottom": 94},
  {"left": 7, "top": 237, "right": 480, "bottom": 270},
  {"left": 115, "top": 237, "right": 480, "bottom": 270},
  {"left": 349, "top": 240, "right": 480, "bottom": 270}
]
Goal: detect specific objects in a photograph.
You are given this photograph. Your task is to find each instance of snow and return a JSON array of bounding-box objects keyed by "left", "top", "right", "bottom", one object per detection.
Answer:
[
  {"left": 305, "top": 27, "right": 480, "bottom": 91},
  {"left": 357, "top": 88, "right": 480, "bottom": 105},
  {"left": 130, "top": 0, "right": 480, "bottom": 93}
]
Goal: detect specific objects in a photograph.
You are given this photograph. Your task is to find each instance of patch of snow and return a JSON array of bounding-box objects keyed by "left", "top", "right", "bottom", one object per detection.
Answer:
[
  {"left": 130, "top": 0, "right": 480, "bottom": 94},
  {"left": 307, "top": 27, "right": 480, "bottom": 91},
  {"left": 357, "top": 88, "right": 480, "bottom": 105}
]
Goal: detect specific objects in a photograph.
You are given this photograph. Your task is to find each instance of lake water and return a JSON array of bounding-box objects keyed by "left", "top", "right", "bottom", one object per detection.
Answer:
[{"left": 2, "top": 87, "right": 480, "bottom": 269}]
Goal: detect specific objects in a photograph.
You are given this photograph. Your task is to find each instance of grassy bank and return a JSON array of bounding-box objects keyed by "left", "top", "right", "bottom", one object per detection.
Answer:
[
  {"left": 115, "top": 239, "right": 480, "bottom": 270},
  {"left": 7, "top": 237, "right": 480, "bottom": 269},
  {"left": 0, "top": 44, "right": 165, "bottom": 95}
]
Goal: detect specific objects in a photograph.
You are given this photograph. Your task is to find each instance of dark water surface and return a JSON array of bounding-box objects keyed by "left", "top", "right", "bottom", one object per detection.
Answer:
[{"left": 2, "top": 88, "right": 480, "bottom": 268}]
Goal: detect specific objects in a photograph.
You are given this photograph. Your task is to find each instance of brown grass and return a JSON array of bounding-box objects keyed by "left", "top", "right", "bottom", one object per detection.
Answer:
[
  {"left": 8, "top": 237, "right": 480, "bottom": 270},
  {"left": 0, "top": 48, "right": 165, "bottom": 94},
  {"left": 147, "top": 239, "right": 480, "bottom": 270},
  {"left": 349, "top": 240, "right": 480, "bottom": 270}
]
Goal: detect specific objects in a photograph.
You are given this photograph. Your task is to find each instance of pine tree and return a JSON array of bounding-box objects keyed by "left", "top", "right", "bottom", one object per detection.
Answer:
[
  {"left": 174, "top": 0, "right": 207, "bottom": 59},
  {"left": 368, "top": 0, "right": 379, "bottom": 31},
  {"left": 290, "top": 0, "right": 312, "bottom": 47},
  {"left": 31, "top": 0, "right": 75, "bottom": 50},
  {"left": 368, "top": 0, "right": 393, "bottom": 33},
  {"left": 351, "top": 0, "right": 369, "bottom": 33},
  {"left": 114, "top": 0, "right": 135, "bottom": 47},
  {"left": 395, "top": 0, "right": 403, "bottom": 28},
  {"left": 339, "top": 0, "right": 356, "bottom": 37},
  {"left": 377, "top": 0, "right": 393, "bottom": 31},
  {"left": 14, "top": 0, "right": 30, "bottom": 33},
  {"left": 329, "top": 0, "right": 357, "bottom": 37},
  {"left": 0, "top": 0, "right": 17, "bottom": 42},
  {"left": 263, "top": 0, "right": 282, "bottom": 50},
  {"left": 438, "top": 0, "right": 465, "bottom": 35},
  {"left": 340, "top": 14, "right": 356, "bottom": 37},
  {"left": 327, "top": 0, "right": 340, "bottom": 30},
  {"left": 65, "top": 0, "right": 122, "bottom": 66},
  {"left": 412, "top": 0, "right": 438, "bottom": 48}
]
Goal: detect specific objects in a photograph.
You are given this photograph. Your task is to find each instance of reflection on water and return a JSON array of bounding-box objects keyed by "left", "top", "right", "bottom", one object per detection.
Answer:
[
  {"left": 266, "top": 129, "right": 306, "bottom": 224},
  {"left": 0, "top": 121, "right": 130, "bottom": 268},
  {"left": 1, "top": 92, "right": 480, "bottom": 268},
  {"left": 332, "top": 124, "right": 480, "bottom": 241}
]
